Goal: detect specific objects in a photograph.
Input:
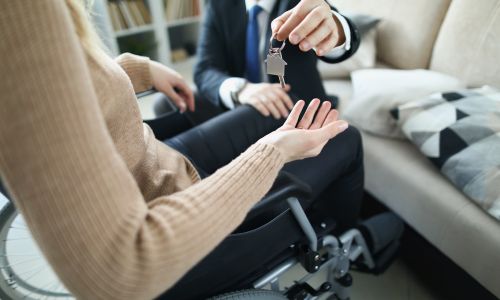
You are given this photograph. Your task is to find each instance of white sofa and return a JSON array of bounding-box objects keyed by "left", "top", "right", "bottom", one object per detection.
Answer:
[{"left": 321, "top": 0, "right": 500, "bottom": 297}]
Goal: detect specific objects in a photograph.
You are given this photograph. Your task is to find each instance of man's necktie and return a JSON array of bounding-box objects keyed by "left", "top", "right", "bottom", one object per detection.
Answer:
[{"left": 246, "top": 5, "right": 263, "bottom": 83}]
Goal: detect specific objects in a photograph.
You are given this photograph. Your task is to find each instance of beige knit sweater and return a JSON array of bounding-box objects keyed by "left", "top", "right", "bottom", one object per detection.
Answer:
[{"left": 0, "top": 1, "right": 284, "bottom": 299}]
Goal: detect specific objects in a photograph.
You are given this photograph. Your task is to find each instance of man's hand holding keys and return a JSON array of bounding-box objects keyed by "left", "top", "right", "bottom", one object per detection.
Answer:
[{"left": 271, "top": 0, "right": 345, "bottom": 56}]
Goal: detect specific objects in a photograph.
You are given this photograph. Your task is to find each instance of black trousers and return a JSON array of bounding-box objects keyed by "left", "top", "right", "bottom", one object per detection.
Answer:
[{"left": 166, "top": 104, "right": 364, "bottom": 231}]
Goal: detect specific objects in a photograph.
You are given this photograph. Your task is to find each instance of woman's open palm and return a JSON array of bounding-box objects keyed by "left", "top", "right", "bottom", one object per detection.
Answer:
[{"left": 259, "top": 99, "right": 349, "bottom": 162}]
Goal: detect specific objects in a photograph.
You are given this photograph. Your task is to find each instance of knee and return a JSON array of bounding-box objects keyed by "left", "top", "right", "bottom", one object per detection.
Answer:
[
  {"left": 342, "top": 126, "right": 364, "bottom": 168},
  {"left": 344, "top": 126, "right": 363, "bottom": 153}
]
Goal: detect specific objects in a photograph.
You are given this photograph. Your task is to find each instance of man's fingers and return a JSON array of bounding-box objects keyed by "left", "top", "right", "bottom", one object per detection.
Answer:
[
  {"left": 274, "top": 87, "right": 294, "bottom": 110},
  {"left": 271, "top": 9, "right": 293, "bottom": 40},
  {"left": 315, "top": 32, "right": 339, "bottom": 56},
  {"left": 299, "top": 20, "right": 332, "bottom": 52},
  {"left": 271, "top": 83, "right": 291, "bottom": 92},
  {"left": 309, "top": 101, "right": 331, "bottom": 129},
  {"left": 275, "top": 8, "right": 307, "bottom": 42},
  {"left": 261, "top": 97, "right": 281, "bottom": 119},
  {"left": 290, "top": 6, "right": 326, "bottom": 48},
  {"left": 272, "top": 95, "right": 290, "bottom": 118},
  {"left": 284, "top": 100, "right": 305, "bottom": 127},
  {"left": 252, "top": 101, "right": 271, "bottom": 117},
  {"left": 297, "top": 98, "right": 321, "bottom": 129}
]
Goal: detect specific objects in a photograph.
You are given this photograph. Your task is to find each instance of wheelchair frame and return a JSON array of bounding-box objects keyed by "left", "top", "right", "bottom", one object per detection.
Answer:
[{"left": 250, "top": 197, "right": 375, "bottom": 300}]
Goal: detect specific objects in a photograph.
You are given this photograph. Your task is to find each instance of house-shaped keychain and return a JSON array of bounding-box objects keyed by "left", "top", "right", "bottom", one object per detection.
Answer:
[{"left": 266, "top": 53, "right": 287, "bottom": 76}]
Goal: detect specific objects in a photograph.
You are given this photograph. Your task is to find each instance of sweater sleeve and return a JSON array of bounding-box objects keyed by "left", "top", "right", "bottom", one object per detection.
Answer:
[
  {"left": 115, "top": 52, "right": 153, "bottom": 93},
  {"left": 0, "top": 1, "right": 284, "bottom": 299}
]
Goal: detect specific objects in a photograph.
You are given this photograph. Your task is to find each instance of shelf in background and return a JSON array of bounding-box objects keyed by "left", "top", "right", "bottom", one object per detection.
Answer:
[
  {"left": 166, "top": 16, "right": 200, "bottom": 28},
  {"left": 114, "top": 24, "right": 155, "bottom": 38}
]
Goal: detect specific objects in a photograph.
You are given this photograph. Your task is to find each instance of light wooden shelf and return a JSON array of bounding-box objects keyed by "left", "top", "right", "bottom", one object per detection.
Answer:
[
  {"left": 165, "top": 16, "right": 200, "bottom": 28},
  {"left": 94, "top": 0, "right": 204, "bottom": 66},
  {"left": 114, "top": 24, "right": 155, "bottom": 38}
]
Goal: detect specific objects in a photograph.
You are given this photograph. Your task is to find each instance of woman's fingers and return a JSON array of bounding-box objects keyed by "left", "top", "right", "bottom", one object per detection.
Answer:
[
  {"left": 297, "top": 98, "right": 321, "bottom": 129},
  {"left": 165, "top": 87, "right": 187, "bottom": 113},
  {"left": 317, "top": 120, "right": 349, "bottom": 141},
  {"left": 322, "top": 108, "right": 339, "bottom": 126},
  {"left": 175, "top": 81, "right": 195, "bottom": 112},
  {"left": 309, "top": 101, "right": 331, "bottom": 129},
  {"left": 284, "top": 100, "right": 305, "bottom": 127}
]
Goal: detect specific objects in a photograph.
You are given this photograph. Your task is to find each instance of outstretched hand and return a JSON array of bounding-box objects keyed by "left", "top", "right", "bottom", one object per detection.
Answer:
[{"left": 258, "top": 99, "right": 349, "bottom": 162}]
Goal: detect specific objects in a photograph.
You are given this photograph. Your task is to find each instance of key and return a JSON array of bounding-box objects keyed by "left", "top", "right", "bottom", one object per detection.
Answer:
[{"left": 266, "top": 37, "right": 287, "bottom": 88}]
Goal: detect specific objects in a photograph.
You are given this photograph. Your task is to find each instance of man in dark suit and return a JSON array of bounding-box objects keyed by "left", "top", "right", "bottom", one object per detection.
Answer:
[
  {"left": 156, "top": 2, "right": 367, "bottom": 298},
  {"left": 184, "top": 0, "right": 364, "bottom": 234},
  {"left": 194, "top": 0, "right": 360, "bottom": 119}
]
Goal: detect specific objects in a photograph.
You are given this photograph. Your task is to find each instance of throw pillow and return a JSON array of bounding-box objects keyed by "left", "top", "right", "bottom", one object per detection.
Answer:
[
  {"left": 344, "top": 69, "right": 465, "bottom": 138},
  {"left": 317, "top": 14, "right": 380, "bottom": 79},
  {"left": 393, "top": 86, "right": 500, "bottom": 220}
]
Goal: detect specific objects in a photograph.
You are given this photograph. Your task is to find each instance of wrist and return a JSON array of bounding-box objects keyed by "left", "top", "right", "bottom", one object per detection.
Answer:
[
  {"left": 331, "top": 12, "right": 346, "bottom": 46},
  {"left": 231, "top": 80, "right": 248, "bottom": 105},
  {"left": 257, "top": 132, "right": 292, "bottom": 163},
  {"left": 219, "top": 78, "right": 247, "bottom": 109}
]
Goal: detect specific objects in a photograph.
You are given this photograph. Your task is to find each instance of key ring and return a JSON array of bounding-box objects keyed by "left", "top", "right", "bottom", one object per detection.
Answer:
[{"left": 269, "top": 33, "right": 286, "bottom": 52}]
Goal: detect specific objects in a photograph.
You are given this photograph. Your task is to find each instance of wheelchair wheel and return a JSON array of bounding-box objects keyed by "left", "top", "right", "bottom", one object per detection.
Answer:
[
  {"left": 208, "top": 289, "right": 287, "bottom": 300},
  {"left": 0, "top": 202, "right": 73, "bottom": 299}
]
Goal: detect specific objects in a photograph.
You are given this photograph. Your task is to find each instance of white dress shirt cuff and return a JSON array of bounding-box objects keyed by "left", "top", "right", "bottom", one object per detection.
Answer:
[
  {"left": 324, "top": 10, "right": 352, "bottom": 59},
  {"left": 219, "top": 77, "right": 247, "bottom": 110}
]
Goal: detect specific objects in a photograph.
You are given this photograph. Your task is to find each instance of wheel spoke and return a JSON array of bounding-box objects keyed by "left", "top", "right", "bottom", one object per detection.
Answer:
[
  {"left": 0, "top": 256, "right": 42, "bottom": 268},
  {"left": 3, "top": 237, "right": 31, "bottom": 241},
  {"left": 0, "top": 254, "right": 40, "bottom": 257}
]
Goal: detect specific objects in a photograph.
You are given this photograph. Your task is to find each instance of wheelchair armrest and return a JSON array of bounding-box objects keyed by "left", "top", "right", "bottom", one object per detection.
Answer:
[
  {"left": 248, "top": 171, "right": 312, "bottom": 218},
  {"left": 136, "top": 90, "right": 194, "bottom": 140}
]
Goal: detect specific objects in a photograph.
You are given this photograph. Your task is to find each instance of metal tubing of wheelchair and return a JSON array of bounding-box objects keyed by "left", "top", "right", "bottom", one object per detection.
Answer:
[
  {"left": 253, "top": 258, "right": 297, "bottom": 289},
  {"left": 340, "top": 229, "right": 375, "bottom": 269},
  {"left": 286, "top": 197, "right": 318, "bottom": 252},
  {"left": 349, "top": 245, "right": 363, "bottom": 260},
  {"left": 322, "top": 235, "right": 340, "bottom": 251},
  {"left": 253, "top": 235, "right": 340, "bottom": 291}
]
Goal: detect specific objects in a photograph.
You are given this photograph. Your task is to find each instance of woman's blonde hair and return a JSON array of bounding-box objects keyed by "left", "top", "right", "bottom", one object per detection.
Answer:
[{"left": 65, "top": 0, "right": 104, "bottom": 57}]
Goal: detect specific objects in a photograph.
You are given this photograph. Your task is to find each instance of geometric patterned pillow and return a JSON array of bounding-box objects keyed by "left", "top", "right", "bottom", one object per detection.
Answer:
[{"left": 391, "top": 86, "right": 500, "bottom": 220}]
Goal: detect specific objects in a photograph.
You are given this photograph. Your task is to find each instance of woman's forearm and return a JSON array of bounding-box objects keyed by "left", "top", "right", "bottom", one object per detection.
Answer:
[
  {"left": 0, "top": 1, "right": 284, "bottom": 299},
  {"left": 115, "top": 52, "right": 153, "bottom": 93}
]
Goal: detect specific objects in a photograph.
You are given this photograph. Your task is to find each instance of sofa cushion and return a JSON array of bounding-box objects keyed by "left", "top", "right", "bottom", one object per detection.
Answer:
[
  {"left": 343, "top": 69, "right": 464, "bottom": 138},
  {"left": 361, "top": 130, "right": 500, "bottom": 298},
  {"left": 392, "top": 86, "right": 500, "bottom": 220},
  {"left": 430, "top": 0, "right": 500, "bottom": 87},
  {"left": 318, "top": 28, "right": 377, "bottom": 79},
  {"left": 333, "top": 0, "right": 451, "bottom": 69}
]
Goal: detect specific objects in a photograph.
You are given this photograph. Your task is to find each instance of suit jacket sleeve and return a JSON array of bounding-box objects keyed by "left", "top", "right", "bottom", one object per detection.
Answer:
[
  {"left": 194, "top": 0, "right": 231, "bottom": 107},
  {"left": 317, "top": 7, "right": 361, "bottom": 64}
]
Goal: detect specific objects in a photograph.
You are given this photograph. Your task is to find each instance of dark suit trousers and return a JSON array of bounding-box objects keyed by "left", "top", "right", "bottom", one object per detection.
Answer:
[{"left": 166, "top": 104, "right": 364, "bottom": 231}]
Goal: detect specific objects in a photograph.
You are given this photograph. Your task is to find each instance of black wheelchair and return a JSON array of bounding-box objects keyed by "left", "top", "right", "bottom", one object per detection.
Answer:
[{"left": 0, "top": 93, "right": 397, "bottom": 300}]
